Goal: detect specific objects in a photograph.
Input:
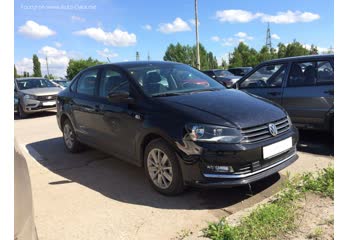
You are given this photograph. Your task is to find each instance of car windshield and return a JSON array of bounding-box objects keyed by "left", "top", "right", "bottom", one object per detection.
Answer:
[
  {"left": 55, "top": 81, "right": 70, "bottom": 87},
  {"left": 16, "top": 78, "right": 57, "bottom": 90},
  {"left": 214, "top": 70, "right": 235, "bottom": 77},
  {"left": 125, "top": 63, "right": 225, "bottom": 97}
]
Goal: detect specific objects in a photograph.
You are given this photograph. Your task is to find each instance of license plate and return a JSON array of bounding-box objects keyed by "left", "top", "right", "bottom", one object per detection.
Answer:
[
  {"left": 263, "top": 137, "right": 292, "bottom": 159},
  {"left": 42, "top": 101, "right": 56, "bottom": 106}
]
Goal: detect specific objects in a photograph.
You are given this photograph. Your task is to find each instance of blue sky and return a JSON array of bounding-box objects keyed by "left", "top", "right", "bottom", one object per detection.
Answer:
[{"left": 15, "top": 0, "right": 334, "bottom": 77}]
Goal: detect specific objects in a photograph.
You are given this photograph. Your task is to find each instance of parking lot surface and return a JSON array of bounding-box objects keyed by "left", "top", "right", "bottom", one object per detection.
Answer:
[{"left": 14, "top": 112, "right": 334, "bottom": 240}]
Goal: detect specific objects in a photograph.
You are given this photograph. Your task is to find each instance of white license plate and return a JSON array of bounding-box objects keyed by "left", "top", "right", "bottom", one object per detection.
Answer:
[
  {"left": 42, "top": 101, "right": 56, "bottom": 106},
  {"left": 263, "top": 137, "right": 292, "bottom": 159}
]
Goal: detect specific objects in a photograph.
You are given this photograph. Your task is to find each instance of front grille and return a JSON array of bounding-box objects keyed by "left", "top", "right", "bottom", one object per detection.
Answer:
[
  {"left": 241, "top": 117, "right": 290, "bottom": 143},
  {"left": 36, "top": 95, "right": 57, "bottom": 101}
]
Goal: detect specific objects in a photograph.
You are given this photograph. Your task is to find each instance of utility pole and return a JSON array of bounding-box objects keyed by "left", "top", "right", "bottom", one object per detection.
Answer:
[
  {"left": 195, "top": 0, "right": 200, "bottom": 70},
  {"left": 265, "top": 22, "right": 272, "bottom": 50},
  {"left": 147, "top": 51, "right": 150, "bottom": 61},
  {"left": 45, "top": 55, "right": 50, "bottom": 78},
  {"left": 107, "top": 57, "right": 111, "bottom": 63},
  {"left": 136, "top": 51, "right": 140, "bottom": 61}
]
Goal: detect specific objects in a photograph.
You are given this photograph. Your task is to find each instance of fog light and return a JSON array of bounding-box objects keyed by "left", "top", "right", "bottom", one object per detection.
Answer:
[{"left": 206, "top": 165, "right": 234, "bottom": 173}]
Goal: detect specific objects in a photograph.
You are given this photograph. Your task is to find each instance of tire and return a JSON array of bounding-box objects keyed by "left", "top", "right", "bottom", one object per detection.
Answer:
[
  {"left": 62, "top": 119, "right": 83, "bottom": 153},
  {"left": 18, "top": 103, "right": 28, "bottom": 119},
  {"left": 144, "top": 138, "right": 184, "bottom": 195}
]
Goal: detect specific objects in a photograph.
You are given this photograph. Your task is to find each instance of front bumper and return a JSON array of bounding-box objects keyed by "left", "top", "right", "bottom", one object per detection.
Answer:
[
  {"left": 22, "top": 99, "right": 56, "bottom": 113},
  {"left": 177, "top": 126, "right": 299, "bottom": 187}
]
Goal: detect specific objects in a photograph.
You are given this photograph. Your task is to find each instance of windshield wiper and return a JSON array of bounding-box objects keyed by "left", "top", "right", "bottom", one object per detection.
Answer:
[
  {"left": 152, "top": 92, "right": 185, "bottom": 97},
  {"left": 186, "top": 88, "right": 222, "bottom": 94}
]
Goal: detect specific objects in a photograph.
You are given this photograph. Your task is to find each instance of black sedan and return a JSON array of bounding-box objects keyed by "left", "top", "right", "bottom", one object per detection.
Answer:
[{"left": 56, "top": 61, "right": 298, "bottom": 195}]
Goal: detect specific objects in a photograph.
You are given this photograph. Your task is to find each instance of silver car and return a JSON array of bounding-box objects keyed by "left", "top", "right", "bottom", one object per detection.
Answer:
[{"left": 14, "top": 77, "right": 62, "bottom": 118}]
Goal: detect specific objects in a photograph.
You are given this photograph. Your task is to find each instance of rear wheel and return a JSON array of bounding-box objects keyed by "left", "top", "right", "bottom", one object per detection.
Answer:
[
  {"left": 63, "top": 119, "right": 83, "bottom": 153},
  {"left": 144, "top": 139, "right": 184, "bottom": 195}
]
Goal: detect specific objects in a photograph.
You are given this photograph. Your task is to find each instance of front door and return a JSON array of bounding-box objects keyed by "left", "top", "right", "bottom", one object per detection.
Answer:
[{"left": 238, "top": 63, "right": 287, "bottom": 105}]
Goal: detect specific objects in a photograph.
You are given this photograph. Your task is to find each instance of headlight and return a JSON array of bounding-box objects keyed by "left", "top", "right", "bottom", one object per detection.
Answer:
[
  {"left": 23, "top": 94, "right": 36, "bottom": 100},
  {"left": 185, "top": 123, "right": 243, "bottom": 143}
]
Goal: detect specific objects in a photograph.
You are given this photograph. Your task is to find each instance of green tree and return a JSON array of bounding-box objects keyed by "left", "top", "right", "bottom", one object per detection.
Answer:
[
  {"left": 229, "top": 42, "right": 259, "bottom": 68},
  {"left": 66, "top": 57, "right": 104, "bottom": 80},
  {"left": 32, "top": 54, "right": 42, "bottom": 77},
  {"left": 44, "top": 74, "right": 55, "bottom": 79},
  {"left": 284, "top": 41, "right": 309, "bottom": 57},
  {"left": 14, "top": 65, "right": 18, "bottom": 78},
  {"left": 309, "top": 44, "right": 318, "bottom": 55},
  {"left": 221, "top": 59, "right": 228, "bottom": 69}
]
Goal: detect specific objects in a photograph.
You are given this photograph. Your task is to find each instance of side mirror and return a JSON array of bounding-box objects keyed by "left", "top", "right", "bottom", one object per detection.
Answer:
[{"left": 107, "top": 91, "right": 134, "bottom": 104}]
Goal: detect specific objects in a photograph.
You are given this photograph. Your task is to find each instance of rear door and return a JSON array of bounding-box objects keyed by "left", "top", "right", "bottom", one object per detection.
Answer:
[
  {"left": 238, "top": 63, "right": 288, "bottom": 105},
  {"left": 281, "top": 59, "right": 334, "bottom": 129},
  {"left": 70, "top": 68, "right": 101, "bottom": 144}
]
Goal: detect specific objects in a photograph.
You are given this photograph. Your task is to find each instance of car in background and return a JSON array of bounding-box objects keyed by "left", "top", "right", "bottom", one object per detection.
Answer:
[
  {"left": 53, "top": 79, "right": 70, "bottom": 88},
  {"left": 202, "top": 69, "right": 241, "bottom": 87},
  {"left": 56, "top": 61, "right": 298, "bottom": 195},
  {"left": 228, "top": 67, "right": 253, "bottom": 77},
  {"left": 14, "top": 77, "right": 62, "bottom": 118},
  {"left": 235, "top": 54, "right": 334, "bottom": 133},
  {"left": 15, "top": 141, "right": 38, "bottom": 240}
]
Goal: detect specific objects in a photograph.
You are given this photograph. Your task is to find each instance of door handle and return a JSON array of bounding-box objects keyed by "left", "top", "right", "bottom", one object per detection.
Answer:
[{"left": 267, "top": 91, "right": 281, "bottom": 96}]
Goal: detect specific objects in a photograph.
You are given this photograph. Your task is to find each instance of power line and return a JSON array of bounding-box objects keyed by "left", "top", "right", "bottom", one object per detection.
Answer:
[{"left": 266, "top": 22, "right": 272, "bottom": 50}]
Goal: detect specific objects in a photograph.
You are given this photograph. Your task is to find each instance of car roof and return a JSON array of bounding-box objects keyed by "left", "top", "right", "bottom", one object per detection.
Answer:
[
  {"left": 15, "top": 77, "right": 48, "bottom": 81},
  {"left": 261, "top": 54, "right": 334, "bottom": 65}
]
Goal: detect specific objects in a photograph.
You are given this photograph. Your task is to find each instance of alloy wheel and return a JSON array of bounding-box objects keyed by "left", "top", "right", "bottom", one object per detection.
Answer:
[
  {"left": 147, "top": 148, "right": 173, "bottom": 189},
  {"left": 63, "top": 124, "right": 74, "bottom": 149}
]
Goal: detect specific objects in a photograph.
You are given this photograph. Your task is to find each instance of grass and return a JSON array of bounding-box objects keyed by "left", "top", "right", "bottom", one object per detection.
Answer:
[
  {"left": 202, "top": 166, "right": 334, "bottom": 240},
  {"left": 307, "top": 227, "right": 323, "bottom": 239}
]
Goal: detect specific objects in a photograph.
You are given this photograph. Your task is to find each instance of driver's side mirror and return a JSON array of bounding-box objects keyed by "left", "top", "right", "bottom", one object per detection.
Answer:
[{"left": 107, "top": 90, "right": 134, "bottom": 104}]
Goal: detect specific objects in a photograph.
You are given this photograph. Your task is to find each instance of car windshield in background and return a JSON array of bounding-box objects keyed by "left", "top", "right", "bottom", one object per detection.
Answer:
[
  {"left": 17, "top": 78, "right": 56, "bottom": 90},
  {"left": 125, "top": 63, "right": 225, "bottom": 97},
  {"left": 214, "top": 70, "right": 235, "bottom": 77},
  {"left": 55, "top": 81, "right": 70, "bottom": 87}
]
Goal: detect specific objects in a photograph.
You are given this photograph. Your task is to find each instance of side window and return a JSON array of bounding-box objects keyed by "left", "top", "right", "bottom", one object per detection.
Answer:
[
  {"left": 77, "top": 69, "right": 98, "bottom": 95},
  {"left": 240, "top": 64, "right": 286, "bottom": 88},
  {"left": 99, "top": 68, "right": 129, "bottom": 98},
  {"left": 317, "top": 61, "right": 334, "bottom": 85},
  {"left": 287, "top": 62, "right": 316, "bottom": 87}
]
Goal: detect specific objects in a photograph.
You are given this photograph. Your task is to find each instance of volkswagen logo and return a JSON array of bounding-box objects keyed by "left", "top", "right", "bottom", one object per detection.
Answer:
[{"left": 268, "top": 123, "right": 278, "bottom": 136}]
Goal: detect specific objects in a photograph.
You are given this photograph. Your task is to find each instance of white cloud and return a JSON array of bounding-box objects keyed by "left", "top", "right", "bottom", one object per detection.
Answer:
[
  {"left": 303, "top": 44, "right": 330, "bottom": 54},
  {"left": 215, "top": 9, "right": 320, "bottom": 24},
  {"left": 222, "top": 38, "right": 235, "bottom": 46},
  {"left": 215, "top": 9, "right": 261, "bottom": 23},
  {"left": 15, "top": 58, "right": 33, "bottom": 75},
  {"left": 142, "top": 24, "right": 152, "bottom": 31},
  {"left": 158, "top": 17, "right": 191, "bottom": 34},
  {"left": 71, "top": 15, "right": 86, "bottom": 23},
  {"left": 261, "top": 11, "right": 320, "bottom": 24},
  {"left": 234, "top": 32, "right": 253, "bottom": 40},
  {"left": 74, "top": 27, "right": 137, "bottom": 47},
  {"left": 54, "top": 41, "right": 62, "bottom": 48},
  {"left": 211, "top": 36, "right": 220, "bottom": 42},
  {"left": 97, "top": 48, "right": 118, "bottom": 58},
  {"left": 271, "top": 34, "right": 280, "bottom": 40},
  {"left": 18, "top": 20, "right": 56, "bottom": 39}
]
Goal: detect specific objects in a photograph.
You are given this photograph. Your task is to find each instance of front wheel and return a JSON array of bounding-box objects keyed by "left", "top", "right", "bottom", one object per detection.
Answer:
[{"left": 144, "top": 139, "right": 184, "bottom": 195}]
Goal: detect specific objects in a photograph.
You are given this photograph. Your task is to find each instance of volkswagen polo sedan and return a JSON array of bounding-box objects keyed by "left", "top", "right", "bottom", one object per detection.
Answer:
[{"left": 56, "top": 61, "right": 298, "bottom": 195}]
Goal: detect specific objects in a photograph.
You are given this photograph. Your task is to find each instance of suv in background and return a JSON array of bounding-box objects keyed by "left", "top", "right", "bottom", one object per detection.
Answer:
[
  {"left": 202, "top": 69, "right": 241, "bottom": 87},
  {"left": 235, "top": 55, "right": 334, "bottom": 133},
  {"left": 228, "top": 67, "right": 253, "bottom": 77}
]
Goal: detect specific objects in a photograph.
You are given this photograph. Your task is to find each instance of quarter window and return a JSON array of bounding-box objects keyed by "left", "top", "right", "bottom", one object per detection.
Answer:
[
  {"left": 77, "top": 69, "right": 98, "bottom": 96},
  {"left": 240, "top": 64, "right": 286, "bottom": 88},
  {"left": 99, "top": 68, "right": 129, "bottom": 98}
]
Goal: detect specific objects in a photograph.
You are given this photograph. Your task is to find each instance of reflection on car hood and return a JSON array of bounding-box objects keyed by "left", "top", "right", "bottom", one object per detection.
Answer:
[
  {"left": 159, "top": 89, "right": 286, "bottom": 129},
  {"left": 20, "top": 87, "right": 62, "bottom": 96}
]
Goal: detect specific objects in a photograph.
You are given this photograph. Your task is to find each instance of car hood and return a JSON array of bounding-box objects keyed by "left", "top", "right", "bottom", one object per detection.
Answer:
[
  {"left": 20, "top": 87, "right": 62, "bottom": 96},
  {"left": 158, "top": 89, "right": 286, "bottom": 129}
]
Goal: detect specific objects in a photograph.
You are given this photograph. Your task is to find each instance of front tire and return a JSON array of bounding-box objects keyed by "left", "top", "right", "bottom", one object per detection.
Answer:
[
  {"left": 18, "top": 103, "right": 28, "bottom": 119},
  {"left": 144, "top": 139, "right": 184, "bottom": 195},
  {"left": 63, "top": 119, "right": 83, "bottom": 153}
]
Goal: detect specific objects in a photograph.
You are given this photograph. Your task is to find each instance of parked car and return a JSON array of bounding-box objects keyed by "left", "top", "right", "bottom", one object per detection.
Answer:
[
  {"left": 53, "top": 79, "right": 70, "bottom": 88},
  {"left": 14, "top": 77, "right": 62, "bottom": 118},
  {"left": 56, "top": 61, "right": 299, "bottom": 195},
  {"left": 14, "top": 141, "right": 38, "bottom": 240},
  {"left": 228, "top": 67, "right": 253, "bottom": 77},
  {"left": 235, "top": 55, "right": 334, "bottom": 133},
  {"left": 202, "top": 69, "right": 241, "bottom": 87}
]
